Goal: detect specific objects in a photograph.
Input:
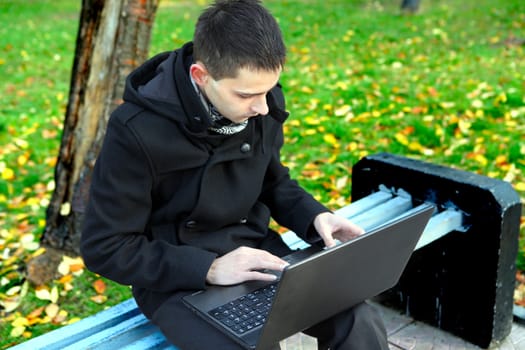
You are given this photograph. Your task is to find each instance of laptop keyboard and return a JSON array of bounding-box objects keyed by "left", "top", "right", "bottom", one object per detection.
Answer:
[{"left": 208, "top": 283, "right": 277, "bottom": 334}]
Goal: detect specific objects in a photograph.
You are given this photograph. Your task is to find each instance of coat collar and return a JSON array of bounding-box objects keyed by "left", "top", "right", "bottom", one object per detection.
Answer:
[{"left": 173, "top": 42, "right": 212, "bottom": 134}]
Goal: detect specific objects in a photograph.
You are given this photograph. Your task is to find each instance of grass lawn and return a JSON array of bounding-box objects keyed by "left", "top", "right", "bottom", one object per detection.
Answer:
[{"left": 0, "top": 0, "right": 524, "bottom": 347}]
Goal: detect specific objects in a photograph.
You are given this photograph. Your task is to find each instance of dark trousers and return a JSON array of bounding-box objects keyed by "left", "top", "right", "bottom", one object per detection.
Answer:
[{"left": 151, "top": 294, "right": 389, "bottom": 350}]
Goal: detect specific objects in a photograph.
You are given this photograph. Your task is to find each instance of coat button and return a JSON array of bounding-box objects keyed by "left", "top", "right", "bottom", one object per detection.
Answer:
[
  {"left": 240, "top": 217, "right": 247, "bottom": 224},
  {"left": 185, "top": 220, "right": 197, "bottom": 229},
  {"left": 240, "top": 143, "right": 251, "bottom": 153}
]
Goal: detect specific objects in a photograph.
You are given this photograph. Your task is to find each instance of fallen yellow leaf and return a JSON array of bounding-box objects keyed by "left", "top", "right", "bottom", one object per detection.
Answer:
[
  {"left": 515, "top": 182, "right": 525, "bottom": 192},
  {"left": 10, "top": 326, "right": 26, "bottom": 338},
  {"left": 68, "top": 317, "right": 81, "bottom": 325},
  {"left": 395, "top": 133, "right": 409, "bottom": 146},
  {"left": 35, "top": 286, "right": 59, "bottom": 303},
  {"left": 13, "top": 138, "right": 29, "bottom": 149},
  {"left": 53, "top": 310, "right": 68, "bottom": 324},
  {"left": 45, "top": 303, "right": 60, "bottom": 318},
  {"left": 17, "top": 153, "right": 29, "bottom": 166},
  {"left": 35, "top": 287, "right": 51, "bottom": 301},
  {"left": 1, "top": 167, "right": 15, "bottom": 180},
  {"left": 12, "top": 317, "right": 29, "bottom": 328},
  {"left": 323, "top": 133, "right": 339, "bottom": 147},
  {"left": 90, "top": 295, "right": 108, "bottom": 304}
]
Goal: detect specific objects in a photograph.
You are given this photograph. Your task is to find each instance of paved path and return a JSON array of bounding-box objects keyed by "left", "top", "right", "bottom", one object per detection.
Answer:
[{"left": 280, "top": 302, "right": 525, "bottom": 350}]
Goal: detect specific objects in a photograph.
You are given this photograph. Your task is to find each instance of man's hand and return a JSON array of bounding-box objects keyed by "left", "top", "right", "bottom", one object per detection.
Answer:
[
  {"left": 314, "top": 212, "right": 365, "bottom": 248},
  {"left": 206, "top": 246, "right": 289, "bottom": 286}
]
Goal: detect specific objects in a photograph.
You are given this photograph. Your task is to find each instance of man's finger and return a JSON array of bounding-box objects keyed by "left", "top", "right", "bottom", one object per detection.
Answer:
[
  {"left": 322, "top": 234, "right": 337, "bottom": 248},
  {"left": 252, "top": 251, "right": 288, "bottom": 270},
  {"left": 245, "top": 270, "right": 279, "bottom": 282}
]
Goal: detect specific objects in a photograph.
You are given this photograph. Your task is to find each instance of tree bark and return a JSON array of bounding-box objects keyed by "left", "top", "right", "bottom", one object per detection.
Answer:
[{"left": 39, "top": 0, "right": 159, "bottom": 257}]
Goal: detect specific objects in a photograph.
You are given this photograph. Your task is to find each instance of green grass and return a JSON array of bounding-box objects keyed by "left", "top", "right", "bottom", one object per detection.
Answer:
[{"left": 1, "top": 0, "right": 524, "bottom": 347}]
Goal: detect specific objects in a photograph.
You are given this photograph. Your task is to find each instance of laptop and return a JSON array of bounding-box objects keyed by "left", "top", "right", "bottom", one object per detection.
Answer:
[{"left": 183, "top": 202, "right": 434, "bottom": 349}]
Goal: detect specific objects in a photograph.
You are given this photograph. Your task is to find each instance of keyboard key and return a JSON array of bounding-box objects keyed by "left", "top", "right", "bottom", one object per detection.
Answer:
[{"left": 209, "top": 283, "right": 277, "bottom": 334}]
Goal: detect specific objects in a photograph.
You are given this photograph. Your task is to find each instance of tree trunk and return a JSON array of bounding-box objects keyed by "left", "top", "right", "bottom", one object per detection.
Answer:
[
  {"left": 39, "top": 0, "right": 158, "bottom": 259},
  {"left": 401, "top": 0, "right": 421, "bottom": 13}
]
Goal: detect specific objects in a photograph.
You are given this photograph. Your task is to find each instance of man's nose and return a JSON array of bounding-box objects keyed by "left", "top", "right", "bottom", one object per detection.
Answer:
[{"left": 251, "top": 96, "right": 269, "bottom": 116}]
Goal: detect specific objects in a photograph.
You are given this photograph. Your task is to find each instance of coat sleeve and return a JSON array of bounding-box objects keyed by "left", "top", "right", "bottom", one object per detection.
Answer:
[
  {"left": 260, "top": 88, "right": 330, "bottom": 242},
  {"left": 81, "top": 114, "right": 217, "bottom": 292}
]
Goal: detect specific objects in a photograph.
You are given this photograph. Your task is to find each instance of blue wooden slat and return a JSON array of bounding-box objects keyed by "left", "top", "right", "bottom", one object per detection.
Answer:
[
  {"left": 415, "top": 208, "right": 463, "bottom": 250},
  {"left": 350, "top": 196, "right": 413, "bottom": 231},
  {"left": 62, "top": 314, "right": 168, "bottom": 350},
  {"left": 9, "top": 299, "right": 141, "bottom": 350},
  {"left": 279, "top": 230, "right": 310, "bottom": 250},
  {"left": 119, "top": 331, "right": 177, "bottom": 349},
  {"left": 335, "top": 190, "right": 393, "bottom": 219}
]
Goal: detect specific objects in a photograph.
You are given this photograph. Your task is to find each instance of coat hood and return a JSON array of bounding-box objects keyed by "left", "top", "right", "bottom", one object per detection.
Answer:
[{"left": 123, "top": 42, "right": 213, "bottom": 133}]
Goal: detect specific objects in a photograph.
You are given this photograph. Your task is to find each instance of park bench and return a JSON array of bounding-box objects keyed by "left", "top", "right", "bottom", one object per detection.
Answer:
[{"left": 10, "top": 153, "right": 521, "bottom": 349}]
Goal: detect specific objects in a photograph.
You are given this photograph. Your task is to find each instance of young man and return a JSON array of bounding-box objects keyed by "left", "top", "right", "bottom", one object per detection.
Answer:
[{"left": 81, "top": 0, "right": 389, "bottom": 348}]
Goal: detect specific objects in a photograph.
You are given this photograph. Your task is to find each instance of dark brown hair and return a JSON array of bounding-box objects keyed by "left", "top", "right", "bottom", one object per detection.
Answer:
[{"left": 193, "top": 0, "right": 286, "bottom": 79}]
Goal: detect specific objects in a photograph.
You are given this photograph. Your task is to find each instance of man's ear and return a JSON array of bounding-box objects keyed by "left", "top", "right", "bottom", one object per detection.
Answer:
[{"left": 190, "top": 62, "right": 209, "bottom": 86}]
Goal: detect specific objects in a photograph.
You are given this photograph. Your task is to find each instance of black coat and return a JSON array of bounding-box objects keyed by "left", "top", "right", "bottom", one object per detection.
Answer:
[{"left": 81, "top": 42, "right": 328, "bottom": 317}]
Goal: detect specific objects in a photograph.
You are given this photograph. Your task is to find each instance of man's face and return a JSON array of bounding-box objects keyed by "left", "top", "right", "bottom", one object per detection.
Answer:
[{"left": 197, "top": 66, "right": 282, "bottom": 124}]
